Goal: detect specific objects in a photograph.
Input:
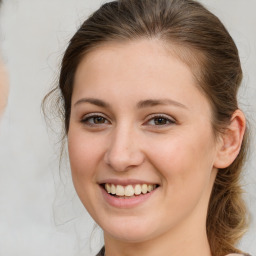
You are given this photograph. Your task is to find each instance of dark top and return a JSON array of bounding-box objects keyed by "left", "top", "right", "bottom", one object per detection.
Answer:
[{"left": 96, "top": 247, "right": 105, "bottom": 256}]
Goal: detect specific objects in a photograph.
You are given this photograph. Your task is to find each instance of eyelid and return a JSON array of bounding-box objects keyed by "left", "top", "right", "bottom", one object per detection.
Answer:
[
  {"left": 81, "top": 112, "right": 111, "bottom": 125},
  {"left": 81, "top": 112, "right": 108, "bottom": 119}
]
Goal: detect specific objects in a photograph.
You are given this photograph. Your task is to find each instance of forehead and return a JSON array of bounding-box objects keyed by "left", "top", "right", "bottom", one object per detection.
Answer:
[
  {"left": 75, "top": 38, "right": 204, "bottom": 85},
  {"left": 72, "top": 39, "right": 210, "bottom": 113},
  {"left": 74, "top": 39, "right": 194, "bottom": 88}
]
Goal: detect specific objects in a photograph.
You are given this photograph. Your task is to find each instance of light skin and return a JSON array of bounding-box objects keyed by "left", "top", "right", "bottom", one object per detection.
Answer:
[{"left": 68, "top": 39, "right": 245, "bottom": 256}]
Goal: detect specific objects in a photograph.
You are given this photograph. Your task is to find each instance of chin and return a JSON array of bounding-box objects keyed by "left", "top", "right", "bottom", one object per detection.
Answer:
[
  {"left": 101, "top": 216, "right": 158, "bottom": 243},
  {"left": 108, "top": 229, "right": 154, "bottom": 243}
]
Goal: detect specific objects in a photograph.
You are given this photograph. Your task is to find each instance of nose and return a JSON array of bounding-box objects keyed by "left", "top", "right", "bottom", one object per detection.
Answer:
[{"left": 104, "top": 124, "right": 144, "bottom": 172}]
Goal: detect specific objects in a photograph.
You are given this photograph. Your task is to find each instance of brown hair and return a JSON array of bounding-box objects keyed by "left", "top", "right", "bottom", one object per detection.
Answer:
[{"left": 44, "top": 0, "right": 249, "bottom": 255}]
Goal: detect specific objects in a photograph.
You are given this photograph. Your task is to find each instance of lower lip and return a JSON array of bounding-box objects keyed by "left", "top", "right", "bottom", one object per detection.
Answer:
[{"left": 100, "top": 186, "right": 158, "bottom": 209}]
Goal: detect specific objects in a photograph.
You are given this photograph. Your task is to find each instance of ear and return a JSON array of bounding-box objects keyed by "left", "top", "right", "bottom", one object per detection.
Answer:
[{"left": 214, "top": 109, "right": 246, "bottom": 169}]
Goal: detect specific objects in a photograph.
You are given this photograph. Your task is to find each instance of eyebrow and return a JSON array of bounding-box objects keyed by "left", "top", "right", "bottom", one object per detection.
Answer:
[
  {"left": 137, "top": 99, "right": 188, "bottom": 109},
  {"left": 74, "top": 98, "right": 110, "bottom": 108},
  {"left": 74, "top": 97, "right": 187, "bottom": 109}
]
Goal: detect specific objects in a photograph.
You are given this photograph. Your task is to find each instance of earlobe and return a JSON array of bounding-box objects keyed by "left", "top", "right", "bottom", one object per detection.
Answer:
[{"left": 213, "top": 109, "right": 246, "bottom": 169}]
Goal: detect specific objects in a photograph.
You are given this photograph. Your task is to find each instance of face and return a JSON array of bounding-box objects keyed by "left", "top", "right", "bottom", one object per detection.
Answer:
[{"left": 68, "top": 40, "right": 219, "bottom": 243}]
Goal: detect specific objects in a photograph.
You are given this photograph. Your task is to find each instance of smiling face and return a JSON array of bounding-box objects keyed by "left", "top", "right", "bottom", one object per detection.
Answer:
[{"left": 68, "top": 39, "right": 220, "bottom": 244}]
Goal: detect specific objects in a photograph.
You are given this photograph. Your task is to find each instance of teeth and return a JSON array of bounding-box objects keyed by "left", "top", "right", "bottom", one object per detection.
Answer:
[
  {"left": 134, "top": 184, "right": 142, "bottom": 195},
  {"left": 104, "top": 183, "right": 157, "bottom": 197},
  {"left": 116, "top": 185, "right": 125, "bottom": 196},
  {"left": 105, "top": 183, "right": 111, "bottom": 193},
  {"left": 110, "top": 184, "right": 116, "bottom": 194},
  {"left": 141, "top": 184, "right": 148, "bottom": 194},
  {"left": 147, "top": 184, "right": 153, "bottom": 192},
  {"left": 125, "top": 185, "right": 134, "bottom": 196}
]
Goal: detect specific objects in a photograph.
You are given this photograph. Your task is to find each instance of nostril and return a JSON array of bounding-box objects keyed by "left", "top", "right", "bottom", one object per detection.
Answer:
[
  {"left": 103, "top": 137, "right": 145, "bottom": 172},
  {"left": 104, "top": 154, "right": 145, "bottom": 172}
]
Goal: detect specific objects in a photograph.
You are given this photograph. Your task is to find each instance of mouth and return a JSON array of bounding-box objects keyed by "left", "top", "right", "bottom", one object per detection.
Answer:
[{"left": 101, "top": 183, "right": 159, "bottom": 198}]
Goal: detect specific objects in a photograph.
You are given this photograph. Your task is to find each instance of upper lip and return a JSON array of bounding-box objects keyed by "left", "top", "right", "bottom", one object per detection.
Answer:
[{"left": 98, "top": 179, "right": 159, "bottom": 186}]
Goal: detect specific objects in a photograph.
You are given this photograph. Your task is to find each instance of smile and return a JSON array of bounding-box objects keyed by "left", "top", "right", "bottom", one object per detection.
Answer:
[{"left": 104, "top": 183, "right": 158, "bottom": 198}]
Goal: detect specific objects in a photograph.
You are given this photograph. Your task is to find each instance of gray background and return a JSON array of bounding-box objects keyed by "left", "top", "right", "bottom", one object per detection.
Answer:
[{"left": 0, "top": 0, "right": 255, "bottom": 255}]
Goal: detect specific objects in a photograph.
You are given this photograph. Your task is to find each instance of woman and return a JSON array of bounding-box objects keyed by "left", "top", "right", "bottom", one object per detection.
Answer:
[{"left": 45, "top": 0, "right": 251, "bottom": 255}]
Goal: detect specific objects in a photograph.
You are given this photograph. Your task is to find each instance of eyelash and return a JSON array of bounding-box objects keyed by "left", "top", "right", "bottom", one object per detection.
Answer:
[
  {"left": 80, "top": 113, "right": 176, "bottom": 128},
  {"left": 81, "top": 113, "right": 110, "bottom": 127},
  {"left": 145, "top": 114, "right": 176, "bottom": 127}
]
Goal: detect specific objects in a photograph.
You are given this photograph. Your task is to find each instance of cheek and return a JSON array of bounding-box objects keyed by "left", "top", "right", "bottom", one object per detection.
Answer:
[
  {"left": 67, "top": 128, "right": 107, "bottom": 217},
  {"left": 67, "top": 129, "right": 103, "bottom": 187},
  {"left": 146, "top": 130, "right": 216, "bottom": 197},
  {"left": 145, "top": 134, "right": 216, "bottom": 225}
]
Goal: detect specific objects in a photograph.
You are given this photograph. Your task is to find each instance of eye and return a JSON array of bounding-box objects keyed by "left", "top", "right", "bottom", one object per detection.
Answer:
[
  {"left": 81, "top": 113, "right": 110, "bottom": 126},
  {"left": 146, "top": 114, "right": 176, "bottom": 127}
]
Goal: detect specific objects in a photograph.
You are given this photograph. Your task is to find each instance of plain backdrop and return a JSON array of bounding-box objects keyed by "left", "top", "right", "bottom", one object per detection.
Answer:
[{"left": 0, "top": 0, "right": 255, "bottom": 255}]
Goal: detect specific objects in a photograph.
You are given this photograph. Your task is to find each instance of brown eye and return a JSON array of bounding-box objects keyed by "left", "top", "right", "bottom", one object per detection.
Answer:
[
  {"left": 93, "top": 116, "right": 106, "bottom": 124},
  {"left": 81, "top": 114, "right": 110, "bottom": 126},
  {"left": 146, "top": 115, "right": 176, "bottom": 127},
  {"left": 154, "top": 117, "right": 168, "bottom": 125}
]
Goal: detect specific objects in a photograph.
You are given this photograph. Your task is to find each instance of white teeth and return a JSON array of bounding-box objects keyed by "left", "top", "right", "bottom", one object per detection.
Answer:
[
  {"left": 105, "top": 183, "right": 157, "bottom": 197},
  {"left": 147, "top": 184, "right": 153, "bottom": 192},
  {"left": 110, "top": 184, "right": 116, "bottom": 194},
  {"left": 125, "top": 185, "right": 134, "bottom": 196},
  {"left": 134, "top": 184, "right": 142, "bottom": 195},
  {"left": 141, "top": 184, "right": 148, "bottom": 194},
  {"left": 105, "top": 183, "right": 111, "bottom": 193},
  {"left": 116, "top": 185, "right": 125, "bottom": 196}
]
